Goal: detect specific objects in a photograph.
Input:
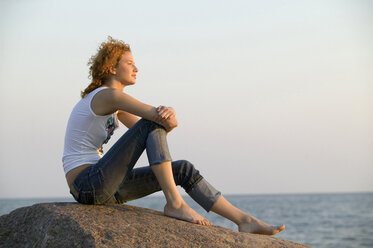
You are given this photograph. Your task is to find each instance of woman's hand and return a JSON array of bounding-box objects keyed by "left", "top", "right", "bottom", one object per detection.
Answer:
[
  {"left": 160, "top": 115, "right": 178, "bottom": 133},
  {"left": 156, "top": 106, "right": 176, "bottom": 120},
  {"left": 156, "top": 106, "right": 178, "bottom": 132}
]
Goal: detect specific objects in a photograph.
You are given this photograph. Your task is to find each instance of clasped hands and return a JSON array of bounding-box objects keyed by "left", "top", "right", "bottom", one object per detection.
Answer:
[{"left": 156, "top": 105, "right": 178, "bottom": 132}]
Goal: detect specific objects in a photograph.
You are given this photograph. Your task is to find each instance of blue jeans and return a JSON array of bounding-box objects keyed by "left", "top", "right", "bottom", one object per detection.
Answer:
[{"left": 70, "top": 119, "right": 221, "bottom": 212}]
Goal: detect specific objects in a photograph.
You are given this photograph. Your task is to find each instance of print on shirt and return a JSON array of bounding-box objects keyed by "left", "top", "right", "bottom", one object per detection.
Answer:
[{"left": 98, "top": 114, "right": 118, "bottom": 156}]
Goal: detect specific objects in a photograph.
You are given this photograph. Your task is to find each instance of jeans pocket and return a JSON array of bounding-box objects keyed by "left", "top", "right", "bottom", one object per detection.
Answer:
[{"left": 72, "top": 170, "right": 96, "bottom": 205}]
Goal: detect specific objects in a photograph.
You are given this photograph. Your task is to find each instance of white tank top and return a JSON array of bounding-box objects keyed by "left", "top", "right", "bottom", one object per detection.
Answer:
[{"left": 62, "top": 87, "right": 119, "bottom": 175}]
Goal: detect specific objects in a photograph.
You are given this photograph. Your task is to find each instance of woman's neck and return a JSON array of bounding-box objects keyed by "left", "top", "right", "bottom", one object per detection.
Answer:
[{"left": 103, "top": 78, "right": 125, "bottom": 91}]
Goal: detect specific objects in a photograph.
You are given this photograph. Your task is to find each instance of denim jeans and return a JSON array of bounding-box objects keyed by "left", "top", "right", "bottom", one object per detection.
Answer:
[{"left": 70, "top": 119, "right": 221, "bottom": 212}]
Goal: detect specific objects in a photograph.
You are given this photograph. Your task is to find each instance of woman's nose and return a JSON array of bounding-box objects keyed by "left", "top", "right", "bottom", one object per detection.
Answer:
[{"left": 134, "top": 65, "right": 139, "bottom": 72}]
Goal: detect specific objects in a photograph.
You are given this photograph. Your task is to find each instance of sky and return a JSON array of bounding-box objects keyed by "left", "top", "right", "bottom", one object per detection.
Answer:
[{"left": 0, "top": 0, "right": 372, "bottom": 198}]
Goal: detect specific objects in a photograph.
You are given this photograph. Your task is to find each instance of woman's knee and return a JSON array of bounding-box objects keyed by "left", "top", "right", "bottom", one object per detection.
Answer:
[
  {"left": 172, "top": 160, "right": 203, "bottom": 191},
  {"left": 172, "top": 159, "right": 196, "bottom": 175}
]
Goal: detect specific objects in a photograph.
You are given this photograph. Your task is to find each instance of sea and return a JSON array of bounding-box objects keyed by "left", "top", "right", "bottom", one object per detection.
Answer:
[{"left": 1, "top": 192, "right": 372, "bottom": 248}]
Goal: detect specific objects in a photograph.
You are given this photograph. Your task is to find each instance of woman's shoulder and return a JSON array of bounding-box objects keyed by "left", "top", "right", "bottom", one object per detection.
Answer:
[
  {"left": 85, "top": 86, "right": 110, "bottom": 98},
  {"left": 90, "top": 87, "right": 122, "bottom": 116}
]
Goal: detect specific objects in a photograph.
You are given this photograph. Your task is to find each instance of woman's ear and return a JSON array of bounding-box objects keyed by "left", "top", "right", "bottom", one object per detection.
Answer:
[{"left": 109, "top": 67, "right": 116, "bottom": 75}]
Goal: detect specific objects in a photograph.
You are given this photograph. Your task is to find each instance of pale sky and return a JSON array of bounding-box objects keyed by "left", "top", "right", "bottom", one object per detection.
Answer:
[{"left": 0, "top": 0, "right": 372, "bottom": 198}]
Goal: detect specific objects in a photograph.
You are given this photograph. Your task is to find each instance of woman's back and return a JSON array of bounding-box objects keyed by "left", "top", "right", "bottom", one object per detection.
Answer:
[{"left": 62, "top": 87, "right": 118, "bottom": 175}]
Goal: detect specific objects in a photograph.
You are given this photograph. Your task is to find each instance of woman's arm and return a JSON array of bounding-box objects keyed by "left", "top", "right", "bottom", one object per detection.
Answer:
[
  {"left": 91, "top": 88, "right": 178, "bottom": 132},
  {"left": 117, "top": 110, "right": 139, "bottom": 129}
]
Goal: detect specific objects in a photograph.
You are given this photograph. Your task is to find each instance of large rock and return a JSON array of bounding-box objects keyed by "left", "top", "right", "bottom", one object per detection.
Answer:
[{"left": 0, "top": 203, "right": 309, "bottom": 248}]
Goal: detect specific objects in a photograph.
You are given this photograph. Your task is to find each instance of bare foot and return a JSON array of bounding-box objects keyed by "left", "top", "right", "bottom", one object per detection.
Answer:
[
  {"left": 238, "top": 216, "right": 285, "bottom": 235},
  {"left": 164, "top": 202, "right": 211, "bottom": 226}
]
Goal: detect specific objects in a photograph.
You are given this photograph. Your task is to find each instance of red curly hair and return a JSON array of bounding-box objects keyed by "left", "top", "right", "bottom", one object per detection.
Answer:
[{"left": 81, "top": 36, "right": 131, "bottom": 98}]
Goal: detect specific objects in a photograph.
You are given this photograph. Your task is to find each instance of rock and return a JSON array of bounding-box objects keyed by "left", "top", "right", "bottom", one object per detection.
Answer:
[{"left": 0, "top": 203, "right": 309, "bottom": 248}]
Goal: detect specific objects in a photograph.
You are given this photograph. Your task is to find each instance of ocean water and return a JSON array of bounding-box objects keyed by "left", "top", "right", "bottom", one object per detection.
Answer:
[{"left": 1, "top": 192, "right": 372, "bottom": 248}]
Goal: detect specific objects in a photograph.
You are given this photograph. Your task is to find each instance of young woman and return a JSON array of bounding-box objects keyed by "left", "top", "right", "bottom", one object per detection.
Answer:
[{"left": 62, "top": 37, "right": 285, "bottom": 235}]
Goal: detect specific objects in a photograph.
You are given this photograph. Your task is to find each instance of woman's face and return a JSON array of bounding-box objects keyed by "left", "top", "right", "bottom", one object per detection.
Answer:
[{"left": 113, "top": 52, "right": 138, "bottom": 86}]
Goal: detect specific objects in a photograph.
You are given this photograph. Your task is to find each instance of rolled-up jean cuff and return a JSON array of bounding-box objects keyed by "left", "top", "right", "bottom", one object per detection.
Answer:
[
  {"left": 146, "top": 129, "right": 172, "bottom": 165},
  {"left": 187, "top": 178, "right": 221, "bottom": 212}
]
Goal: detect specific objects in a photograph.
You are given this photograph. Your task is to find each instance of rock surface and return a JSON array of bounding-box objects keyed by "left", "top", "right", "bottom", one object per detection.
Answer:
[{"left": 0, "top": 203, "right": 309, "bottom": 248}]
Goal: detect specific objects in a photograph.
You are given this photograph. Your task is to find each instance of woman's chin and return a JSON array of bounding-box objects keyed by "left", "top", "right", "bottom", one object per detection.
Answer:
[{"left": 121, "top": 81, "right": 136, "bottom": 86}]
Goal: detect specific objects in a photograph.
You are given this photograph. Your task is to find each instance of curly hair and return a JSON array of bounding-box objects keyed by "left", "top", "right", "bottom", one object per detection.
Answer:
[{"left": 81, "top": 36, "right": 131, "bottom": 98}]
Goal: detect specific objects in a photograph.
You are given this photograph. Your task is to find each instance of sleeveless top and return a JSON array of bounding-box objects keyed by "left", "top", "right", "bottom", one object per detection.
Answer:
[{"left": 62, "top": 87, "right": 119, "bottom": 175}]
